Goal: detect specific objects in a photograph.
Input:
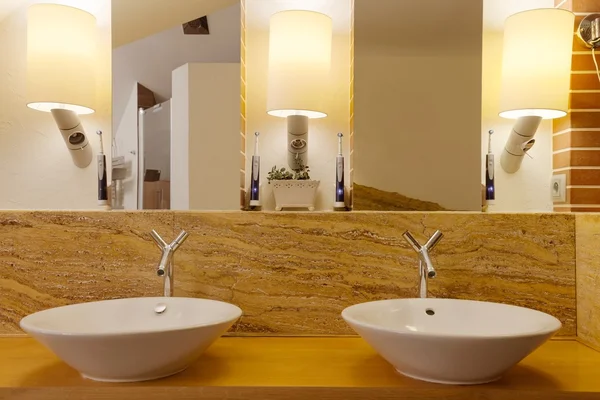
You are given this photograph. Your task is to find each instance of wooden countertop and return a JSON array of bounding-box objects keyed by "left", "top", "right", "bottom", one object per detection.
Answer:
[{"left": 1, "top": 337, "right": 600, "bottom": 399}]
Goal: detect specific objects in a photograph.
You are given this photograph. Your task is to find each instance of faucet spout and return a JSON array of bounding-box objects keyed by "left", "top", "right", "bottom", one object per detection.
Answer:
[
  {"left": 151, "top": 230, "right": 189, "bottom": 297},
  {"left": 403, "top": 230, "right": 443, "bottom": 298},
  {"left": 156, "top": 250, "right": 172, "bottom": 277},
  {"left": 420, "top": 250, "right": 436, "bottom": 279}
]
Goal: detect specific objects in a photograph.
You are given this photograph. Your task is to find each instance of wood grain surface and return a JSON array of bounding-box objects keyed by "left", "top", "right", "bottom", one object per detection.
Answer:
[{"left": 0, "top": 337, "right": 598, "bottom": 400}]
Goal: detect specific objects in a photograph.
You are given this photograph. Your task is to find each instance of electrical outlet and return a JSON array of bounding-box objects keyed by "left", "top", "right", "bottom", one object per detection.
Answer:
[{"left": 551, "top": 174, "right": 567, "bottom": 203}]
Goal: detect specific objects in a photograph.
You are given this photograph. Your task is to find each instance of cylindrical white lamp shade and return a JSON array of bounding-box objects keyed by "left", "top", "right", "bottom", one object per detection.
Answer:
[
  {"left": 267, "top": 10, "right": 332, "bottom": 119},
  {"left": 499, "top": 8, "right": 574, "bottom": 120},
  {"left": 27, "top": 4, "right": 97, "bottom": 115}
]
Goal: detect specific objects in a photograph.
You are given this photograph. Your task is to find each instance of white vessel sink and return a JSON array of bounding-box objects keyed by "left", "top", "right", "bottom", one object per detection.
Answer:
[
  {"left": 342, "top": 298, "right": 561, "bottom": 385},
  {"left": 21, "top": 297, "right": 242, "bottom": 382}
]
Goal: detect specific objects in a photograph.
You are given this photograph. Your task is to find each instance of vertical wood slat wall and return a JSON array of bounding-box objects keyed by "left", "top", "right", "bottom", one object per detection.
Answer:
[
  {"left": 554, "top": 0, "right": 600, "bottom": 212},
  {"left": 240, "top": 0, "right": 247, "bottom": 209}
]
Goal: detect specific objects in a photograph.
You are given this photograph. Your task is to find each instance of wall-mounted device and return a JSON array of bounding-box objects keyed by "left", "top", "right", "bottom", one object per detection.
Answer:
[
  {"left": 249, "top": 132, "right": 261, "bottom": 208},
  {"left": 485, "top": 130, "right": 495, "bottom": 203},
  {"left": 26, "top": 4, "right": 98, "bottom": 169},
  {"left": 96, "top": 130, "right": 108, "bottom": 206},
  {"left": 577, "top": 14, "right": 600, "bottom": 86},
  {"left": 50, "top": 109, "right": 93, "bottom": 168},
  {"left": 500, "top": 116, "right": 541, "bottom": 173},
  {"left": 577, "top": 14, "right": 600, "bottom": 48},
  {"left": 498, "top": 9, "right": 574, "bottom": 173},
  {"left": 266, "top": 10, "right": 332, "bottom": 171},
  {"left": 551, "top": 173, "right": 567, "bottom": 203},
  {"left": 287, "top": 116, "right": 309, "bottom": 170},
  {"left": 334, "top": 132, "right": 346, "bottom": 209}
]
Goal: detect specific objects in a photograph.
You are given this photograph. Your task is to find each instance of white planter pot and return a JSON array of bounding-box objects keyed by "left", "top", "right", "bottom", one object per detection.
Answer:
[{"left": 270, "top": 180, "right": 320, "bottom": 211}]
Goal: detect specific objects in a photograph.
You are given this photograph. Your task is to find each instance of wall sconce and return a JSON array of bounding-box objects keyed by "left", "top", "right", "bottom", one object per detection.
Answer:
[
  {"left": 266, "top": 10, "right": 332, "bottom": 170},
  {"left": 577, "top": 14, "right": 600, "bottom": 49},
  {"left": 499, "top": 8, "right": 574, "bottom": 173},
  {"left": 26, "top": 4, "right": 97, "bottom": 168}
]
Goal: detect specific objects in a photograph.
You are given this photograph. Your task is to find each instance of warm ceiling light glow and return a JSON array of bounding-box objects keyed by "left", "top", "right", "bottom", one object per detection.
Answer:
[
  {"left": 27, "top": 4, "right": 97, "bottom": 115},
  {"left": 499, "top": 8, "right": 574, "bottom": 120},
  {"left": 267, "top": 10, "right": 332, "bottom": 119}
]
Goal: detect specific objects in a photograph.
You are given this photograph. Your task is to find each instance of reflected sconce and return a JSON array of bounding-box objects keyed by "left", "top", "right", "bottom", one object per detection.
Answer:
[
  {"left": 26, "top": 4, "right": 97, "bottom": 168},
  {"left": 267, "top": 10, "right": 332, "bottom": 170},
  {"left": 499, "top": 8, "right": 574, "bottom": 173}
]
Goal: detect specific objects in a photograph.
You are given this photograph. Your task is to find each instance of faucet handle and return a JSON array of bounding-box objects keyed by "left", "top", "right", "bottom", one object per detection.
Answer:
[
  {"left": 150, "top": 230, "right": 189, "bottom": 251},
  {"left": 403, "top": 230, "right": 443, "bottom": 253},
  {"left": 424, "top": 230, "right": 443, "bottom": 251},
  {"left": 403, "top": 231, "right": 422, "bottom": 252},
  {"left": 170, "top": 230, "right": 189, "bottom": 252},
  {"left": 150, "top": 230, "right": 168, "bottom": 249}
]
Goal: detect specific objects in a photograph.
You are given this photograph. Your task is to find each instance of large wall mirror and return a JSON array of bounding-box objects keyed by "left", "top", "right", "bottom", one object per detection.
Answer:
[
  {"left": 0, "top": 0, "right": 585, "bottom": 212},
  {"left": 112, "top": 0, "right": 240, "bottom": 210}
]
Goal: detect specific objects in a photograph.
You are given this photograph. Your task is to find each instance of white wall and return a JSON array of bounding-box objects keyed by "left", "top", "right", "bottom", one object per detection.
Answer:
[
  {"left": 114, "top": 83, "right": 139, "bottom": 210},
  {"left": 0, "top": 1, "right": 111, "bottom": 209},
  {"left": 481, "top": 31, "right": 553, "bottom": 212},
  {"left": 143, "top": 100, "right": 171, "bottom": 181},
  {"left": 172, "top": 63, "right": 241, "bottom": 210},
  {"left": 353, "top": 0, "right": 482, "bottom": 211},
  {"left": 112, "top": 4, "right": 241, "bottom": 143},
  {"left": 354, "top": 52, "right": 482, "bottom": 211},
  {"left": 246, "top": 30, "right": 351, "bottom": 211},
  {"left": 171, "top": 68, "right": 190, "bottom": 210}
]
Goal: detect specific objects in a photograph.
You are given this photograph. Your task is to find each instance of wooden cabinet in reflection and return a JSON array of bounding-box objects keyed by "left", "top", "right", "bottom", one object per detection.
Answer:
[{"left": 143, "top": 181, "right": 170, "bottom": 210}]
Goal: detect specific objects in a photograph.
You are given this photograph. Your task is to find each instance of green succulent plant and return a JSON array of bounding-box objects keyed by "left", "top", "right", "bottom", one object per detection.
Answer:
[{"left": 267, "top": 163, "right": 311, "bottom": 182}]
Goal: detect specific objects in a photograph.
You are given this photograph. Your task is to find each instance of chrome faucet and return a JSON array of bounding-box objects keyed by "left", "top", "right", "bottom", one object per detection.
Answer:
[
  {"left": 150, "top": 230, "right": 189, "bottom": 297},
  {"left": 403, "top": 230, "right": 443, "bottom": 298}
]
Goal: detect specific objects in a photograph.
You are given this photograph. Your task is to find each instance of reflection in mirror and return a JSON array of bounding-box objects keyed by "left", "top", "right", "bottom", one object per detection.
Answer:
[
  {"left": 140, "top": 101, "right": 171, "bottom": 210},
  {"left": 481, "top": 0, "right": 575, "bottom": 213},
  {"left": 0, "top": 0, "right": 111, "bottom": 210},
  {"left": 352, "top": 0, "right": 483, "bottom": 212},
  {"left": 0, "top": 0, "right": 586, "bottom": 212},
  {"left": 244, "top": 0, "right": 352, "bottom": 212},
  {"left": 111, "top": 0, "right": 241, "bottom": 210},
  {"left": 351, "top": 0, "right": 579, "bottom": 213}
]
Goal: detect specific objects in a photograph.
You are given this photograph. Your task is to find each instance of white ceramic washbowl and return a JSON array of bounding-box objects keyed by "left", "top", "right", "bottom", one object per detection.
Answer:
[
  {"left": 342, "top": 298, "right": 561, "bottom": 385},
  {"left": 20, "top": 297, "right": 242, "bottom": 382}
]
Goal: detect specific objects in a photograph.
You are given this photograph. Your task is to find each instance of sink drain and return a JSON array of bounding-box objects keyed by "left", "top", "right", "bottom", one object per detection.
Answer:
[
  {"left": 154, "top": 303, "right": 167, "bottom": 314},
  {"left": 425, "top": 308, "right": 435, "bottom": 316}
]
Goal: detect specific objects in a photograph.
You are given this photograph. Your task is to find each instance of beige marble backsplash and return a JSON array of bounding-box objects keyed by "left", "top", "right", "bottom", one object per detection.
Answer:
[{"left": 0, "top": 211, "right": 576, "bottom": 336}]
